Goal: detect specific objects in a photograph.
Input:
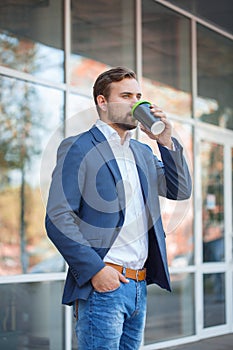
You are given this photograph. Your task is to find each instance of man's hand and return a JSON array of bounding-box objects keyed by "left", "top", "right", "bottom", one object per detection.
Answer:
[
  {"left": 140, "top": 104, "right": 173, "bottom": 149},
  {"left": 91, "top": 266, "right": 129, "bottom": 292}
]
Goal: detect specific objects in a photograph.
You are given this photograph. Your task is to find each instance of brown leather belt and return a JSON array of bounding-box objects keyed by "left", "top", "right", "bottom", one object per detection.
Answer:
[{"left": 105, "top": 262, "right": 146, "bottom": 281}]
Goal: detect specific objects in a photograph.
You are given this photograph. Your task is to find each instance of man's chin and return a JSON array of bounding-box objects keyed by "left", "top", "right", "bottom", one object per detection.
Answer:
[{"left": 114, "top": 123, "right": 137, "bottom": 131}]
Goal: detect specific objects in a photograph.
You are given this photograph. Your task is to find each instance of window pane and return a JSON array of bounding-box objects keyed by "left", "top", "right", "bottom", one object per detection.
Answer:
[
  {"left": 142, "top": 0, "right": 192, "bottom": 117},
  {"left": 165, "top": 123, "right": 194, "bottom": 267},
  {"left": 145, "top": 273, "right": 195, "bottom": 344},
  {"left": 204, "top": 273, "right": 226, "bottom": 327},
  {"left": 201, "top": 141, "right": 225, "bottom": 263},
  {"left": 66, "top": 94, "right": 98, "bottom": 136},
  {"left": 138, "top": 122, "right": 194, "bottom": 267},
  {"left": 0, "top": 0, "right": 64, "bottom": 82},
  {"left": 196, "top": 25, "right": 233, "bottom": 130},
  {"left": 0, "top": 281, "right": 65, "bottom": 349},
  {"left": 0, "top": 76, "right": 64, "bottom": 275},
  {"left": 70, "top": 0, "right": 136, "bottom": 92},
  {"left": 168, "top": 0, "right": 233, "bottom": 34}
]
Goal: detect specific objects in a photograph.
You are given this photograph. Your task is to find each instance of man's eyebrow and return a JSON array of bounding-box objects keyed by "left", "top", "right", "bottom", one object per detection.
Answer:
[{"left": 120, "top": 92, "right": 142, "bottom": 97}]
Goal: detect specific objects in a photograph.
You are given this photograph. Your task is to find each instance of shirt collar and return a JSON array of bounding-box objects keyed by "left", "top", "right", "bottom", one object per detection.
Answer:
[{"left": 95, "top": 119, "right": 133, "bottom": 144}]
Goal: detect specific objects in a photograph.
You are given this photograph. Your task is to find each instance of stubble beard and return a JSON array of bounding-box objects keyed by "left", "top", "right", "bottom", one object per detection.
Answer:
[
  {"left": 107, "top": 109, "right": 137, "bottom": 131},
  {"left": 113, "top": 122, "right": 137, "bottom": 131}
]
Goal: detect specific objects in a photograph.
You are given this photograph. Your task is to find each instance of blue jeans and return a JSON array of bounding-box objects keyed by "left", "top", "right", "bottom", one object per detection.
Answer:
[{"left": 76, "top": 279, "right": 147, "bottom": 349}]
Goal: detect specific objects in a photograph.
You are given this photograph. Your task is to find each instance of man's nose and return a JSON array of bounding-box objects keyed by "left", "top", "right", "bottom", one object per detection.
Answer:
[{"left": 130, "top": 96, "right": 139, "bottom": 107}]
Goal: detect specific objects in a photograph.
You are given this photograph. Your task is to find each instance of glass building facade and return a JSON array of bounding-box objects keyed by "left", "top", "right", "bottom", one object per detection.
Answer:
[{"left": 0, "top": 1, "right": 232, "bottom": 349}]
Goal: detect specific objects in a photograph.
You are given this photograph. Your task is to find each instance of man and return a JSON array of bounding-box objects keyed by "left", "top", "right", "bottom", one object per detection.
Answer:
[{"left": 45, "top": 66, "right": 192, "bottom": 349}]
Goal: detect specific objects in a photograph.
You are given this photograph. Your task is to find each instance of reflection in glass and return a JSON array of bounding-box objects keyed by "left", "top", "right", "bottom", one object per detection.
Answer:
[
  {"left": 66, "top": 94, "right": 98, "bottom": 137},
  {"left": 139, "top": 122, "right": 194, "bottom": 267},
  {"left": 168, "top": 0, "right": 233, "bottom": 34},
  {"left": 0, "top": 281, "right": 64, "bottom": 349},
  {"left": 197, "top": 25, "right": 233, "bottom": 130},
  {"left": 0, "top": 0, "right": 64, "bottom": 82},
  {"left": 142, "top": 0, "right": 191, "bottom": 117},
  {"left": 201, "top": 141, "right": 224, "bottom": 263},
  {"left": 204, "top": 273, "right": 226, "bottom": 328},
  {"left": 70, "top": 0, "right": 136, "bottom": 92},
  {"left": 144, "top": 274, "right": 195, "bottom": 344},
  {"left": 165, "top": 122, "right": 193, "bottom": 267},
  {"left": 0, "top": 76, "right": 64, "bottom": 275},
  {"left": 141, "top": 1, "right": 194, "bottom": 267}
]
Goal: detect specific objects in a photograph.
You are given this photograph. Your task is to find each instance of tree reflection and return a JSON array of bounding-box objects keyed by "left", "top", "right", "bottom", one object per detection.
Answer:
[{"left": 0, "top": 76, "right": 42, "bottom": 273}]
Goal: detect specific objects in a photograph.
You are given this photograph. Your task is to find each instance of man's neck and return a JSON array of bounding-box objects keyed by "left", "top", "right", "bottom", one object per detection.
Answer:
[{"left": 108, "top": 123, "right": 128, "bottom": 144}]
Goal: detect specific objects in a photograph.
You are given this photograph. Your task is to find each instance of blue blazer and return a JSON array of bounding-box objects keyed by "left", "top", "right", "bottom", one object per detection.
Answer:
[{"left": 45, "top": 126, "right": 192, "bottom": 305}]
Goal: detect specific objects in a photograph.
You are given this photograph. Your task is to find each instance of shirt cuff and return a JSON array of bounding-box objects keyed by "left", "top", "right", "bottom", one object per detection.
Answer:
[{"left": 164, "top": 141, "right": 176, "bottom": 151}]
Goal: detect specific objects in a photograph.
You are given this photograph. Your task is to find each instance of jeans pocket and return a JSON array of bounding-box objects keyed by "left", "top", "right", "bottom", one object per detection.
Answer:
[{"left": 94, "top": 283, "right": 121, "bottom": 294}]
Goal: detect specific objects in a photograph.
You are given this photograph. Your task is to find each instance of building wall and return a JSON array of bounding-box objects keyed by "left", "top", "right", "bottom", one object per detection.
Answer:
[{"left": 0, "top": 1, "right": 232, "bottom": 349}]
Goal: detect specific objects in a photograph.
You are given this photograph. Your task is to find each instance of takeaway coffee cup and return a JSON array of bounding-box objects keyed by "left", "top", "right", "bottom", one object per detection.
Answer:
[{"left": 131, "top": 100, "right": 165, "bottom": 135}]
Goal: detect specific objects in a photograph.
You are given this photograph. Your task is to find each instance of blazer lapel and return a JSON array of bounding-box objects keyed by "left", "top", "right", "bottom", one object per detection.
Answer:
[
  {"left": 89, "top": 126, "right": 125, "bottom": 212},
  {"left": 129, "top": 140, "right": 149, "bottom": 203}
]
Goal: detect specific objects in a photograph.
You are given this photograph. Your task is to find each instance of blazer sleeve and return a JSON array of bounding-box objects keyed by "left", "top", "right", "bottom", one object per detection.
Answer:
[
  {"left": 45, "top": 137, "right": 105, "bottom": 287},
  {"left": 156, "top": 137, "right": 192, "bottom": 200}
]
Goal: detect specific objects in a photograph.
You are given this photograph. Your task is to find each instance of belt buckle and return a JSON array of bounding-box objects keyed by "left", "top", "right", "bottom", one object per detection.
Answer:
[{"left": 136, "top": 270, "right": 139, "bottom": 282}]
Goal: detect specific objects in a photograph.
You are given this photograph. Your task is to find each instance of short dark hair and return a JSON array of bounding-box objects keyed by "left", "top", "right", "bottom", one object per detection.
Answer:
[{"left": 93, "top": 66, "right": 137, "bottom": 105}]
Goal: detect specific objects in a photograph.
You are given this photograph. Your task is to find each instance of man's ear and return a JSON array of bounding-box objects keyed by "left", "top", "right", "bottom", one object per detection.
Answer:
[{"left": 96, "top": 95, "right": 107, "bottom": 111}]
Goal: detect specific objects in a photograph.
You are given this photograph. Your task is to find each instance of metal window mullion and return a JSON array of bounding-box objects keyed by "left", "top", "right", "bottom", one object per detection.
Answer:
[
  {"left": 191, "top": 19, "right": 197, "bottom": 120},
  {"left": 191, "top": 17, "right": 203, "bottom": 339},
  {"left": 0, "top": 272, "right": 66, "bottom": 284},
  {"left": 224, "top": 144, "right": 233, "bottom": 330},
  {"left": 65, "top": 305, "right": 73, "bottom": 350},
  {"left": 0, "top": 65, "right": 67, "bottom": 91},
  {"left": 224, "top": 145, "right": 233, "bottom": 264},
  {"left": 64, "top": 0, "right": 71, "bottom": 138},
  {"left": 193, "top": 126, "right": 204, "bottom": 338},
  {"left": 135, "top": 0, "right": 142, "bottom": 142},
  {"left": 63, "top": 2, "right": 73, "bottom": 350},
  {"left": 135, "top": 0, "right": 142, "bottom": 84}
]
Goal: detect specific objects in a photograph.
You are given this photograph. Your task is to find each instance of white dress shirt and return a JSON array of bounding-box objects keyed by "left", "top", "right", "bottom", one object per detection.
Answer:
[{"left": 95, "top": 120, "right": 148, "bottom": 270}]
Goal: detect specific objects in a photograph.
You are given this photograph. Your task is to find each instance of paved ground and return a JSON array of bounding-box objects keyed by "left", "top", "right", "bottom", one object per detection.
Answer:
[{"left": 165, "top": 333, "right": 233, "bottom": 350}]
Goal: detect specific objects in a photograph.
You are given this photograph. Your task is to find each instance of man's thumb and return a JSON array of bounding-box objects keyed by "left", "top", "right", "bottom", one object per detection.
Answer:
[{"left": 118, "top": 272, "right": 130, "bottom": 283}]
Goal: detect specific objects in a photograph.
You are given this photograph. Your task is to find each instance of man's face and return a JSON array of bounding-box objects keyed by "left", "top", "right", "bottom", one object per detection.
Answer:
[{"left": 105, "top": 78, "right": 142, "bottom": 130}]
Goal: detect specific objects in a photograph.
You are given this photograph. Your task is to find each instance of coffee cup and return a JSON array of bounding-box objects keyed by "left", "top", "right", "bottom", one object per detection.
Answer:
[{"left": 131, "top": 100, "right": 165, "bottom": 135}]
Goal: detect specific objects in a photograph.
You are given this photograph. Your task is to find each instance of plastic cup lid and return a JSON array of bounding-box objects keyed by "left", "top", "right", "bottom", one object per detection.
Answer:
[{"left": 131, "top": 100, "right": 151, "bottom": 115}]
